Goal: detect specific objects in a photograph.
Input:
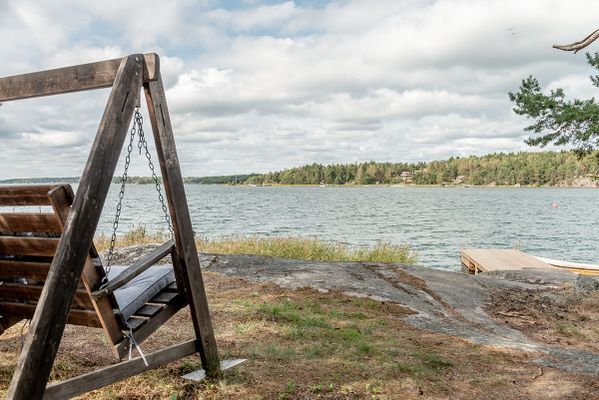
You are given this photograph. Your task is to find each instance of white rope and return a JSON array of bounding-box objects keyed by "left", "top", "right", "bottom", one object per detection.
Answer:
[{"left": 126, "top": 323, "right": 149, "bottom": 366}]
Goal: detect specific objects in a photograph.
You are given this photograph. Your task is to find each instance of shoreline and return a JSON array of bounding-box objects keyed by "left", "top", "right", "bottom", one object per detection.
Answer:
[
  {"left": 233, "top": 183, "right": 599, "bottom": 189},
  {"left": 3, "top": 181, "right": 597, "bottom": 188}
]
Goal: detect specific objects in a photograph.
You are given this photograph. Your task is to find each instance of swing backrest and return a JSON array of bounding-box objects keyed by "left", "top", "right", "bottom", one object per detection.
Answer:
[
  {"left": 0, "top": 184, "right": 125, "bottom": 347},
  {"left": 0, "top": 184, "right": 187, "bottom": 359}
]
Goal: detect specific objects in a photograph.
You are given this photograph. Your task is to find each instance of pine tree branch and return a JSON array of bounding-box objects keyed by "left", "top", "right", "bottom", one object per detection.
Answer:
[{"left": 553, "top": 28, "right": 599, "bottom": 53}]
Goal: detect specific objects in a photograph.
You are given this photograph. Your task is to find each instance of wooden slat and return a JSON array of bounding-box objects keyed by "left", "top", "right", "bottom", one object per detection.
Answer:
[
  {"left": 0, "top": 260, "right": 51, "bottom": 280},
  {"left": 44, "top": 340, "right": 198, "bottom": 400},
  {"left": 148, "top": 291, "right": 178, "bottom": 304},
  {"left": 0, "top": 283, "right": 92, "bottom": 309},
  {"left": 7, "top": 55, "right": 144, "bottom": 400},
  {"left": 115, "top": 294, "right": 186, "bottom": 358},
  {"left": 0, "top": 303, "right": 100, "bottom": 327},
  {"left": 0, "top": 213, "right": 61, "bottom": 233},
  {"left": 165, "top": 281, "right": 178, "bottom": 292},
  {"left": 134, "top": 304, "right": 163, "bottom": 318},
  {"left": 0, "top": 236, "right": 60, "bottom": 257},
  {"left": 0, "top": 54, "right": 159, "bottom": 102},
  {"left": 0, "top": 185, "right": 57, "bottom": 206},
  {"left": 145, "top": 74, "right": 221, "bottom": 378}
]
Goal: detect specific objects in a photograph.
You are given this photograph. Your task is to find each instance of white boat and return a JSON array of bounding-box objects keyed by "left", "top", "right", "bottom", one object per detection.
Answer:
[{"left": 531, "top": 255, "right": 599, "bottom": 276}]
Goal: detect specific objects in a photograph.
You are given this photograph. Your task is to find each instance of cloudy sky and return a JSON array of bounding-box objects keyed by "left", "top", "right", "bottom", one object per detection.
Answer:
[{"left": 1, "top": 0, "right": 598, "bottom": 179}]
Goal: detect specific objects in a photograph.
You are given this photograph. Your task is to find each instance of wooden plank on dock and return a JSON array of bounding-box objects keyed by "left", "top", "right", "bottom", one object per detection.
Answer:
[{"left": 460, "top": 248, "right": 554, "bottom": 274}]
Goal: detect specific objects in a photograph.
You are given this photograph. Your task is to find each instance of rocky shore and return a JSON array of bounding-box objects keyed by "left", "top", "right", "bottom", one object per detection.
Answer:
[{"left": 109, "top": 244, "right": 599, "bottom": 375}]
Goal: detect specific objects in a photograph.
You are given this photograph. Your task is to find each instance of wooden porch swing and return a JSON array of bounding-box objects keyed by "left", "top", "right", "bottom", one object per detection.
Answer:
[{"left": 0, "top": 54, "right": 241, "bottom": 399}]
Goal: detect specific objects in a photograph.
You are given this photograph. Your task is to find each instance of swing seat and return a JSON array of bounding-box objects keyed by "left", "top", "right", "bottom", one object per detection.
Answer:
[
  {"left": 108, "top": 264, "right": 175, "bottom": 320},
  {"left": 0, "top": 184, "right": 187, "bottom": 359}
]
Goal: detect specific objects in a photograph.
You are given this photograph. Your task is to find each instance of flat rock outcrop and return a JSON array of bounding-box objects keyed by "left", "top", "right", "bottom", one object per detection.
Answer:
[{"left": 107, "top": 245, "right": 599, "bottom": 375}]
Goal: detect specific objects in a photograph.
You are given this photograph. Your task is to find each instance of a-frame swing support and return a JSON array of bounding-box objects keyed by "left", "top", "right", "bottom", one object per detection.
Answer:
[{"left": 0, "top": 54, "right": 220, "bottom": 399}]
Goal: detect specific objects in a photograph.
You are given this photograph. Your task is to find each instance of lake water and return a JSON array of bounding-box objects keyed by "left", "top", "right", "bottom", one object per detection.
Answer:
[{"left": 96, "top": 185, "right": 598, "bottom": 271}]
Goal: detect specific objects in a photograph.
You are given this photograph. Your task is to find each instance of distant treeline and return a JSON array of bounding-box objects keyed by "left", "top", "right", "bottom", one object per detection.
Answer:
[
  {"left": 112, "top": 174, "right": 260, "bottom": 185},
  {"left": 0, "top": 177, "right": 80, "bottom": 184},
  {"left": 184, "top": 174, "right": 260, "bottom": 184},
  {"left": 3, "top": 152, "right": 597, "bottom": 187},
  {"left": 245, "top": 151, "right": 599, "bottom": 186}
]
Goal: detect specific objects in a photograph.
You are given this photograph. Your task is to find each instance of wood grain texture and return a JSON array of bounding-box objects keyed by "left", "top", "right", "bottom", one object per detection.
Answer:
[
  {"left": 0, "top": 283, "right": 92, "bottom": 309},
  {"left": 0, "top": 236, "right": 60, "bottom": 257},
  {"left": 0, "top": 185, "right": 56, "bottom": 206},
  {"left": 44, "top": 340, "right": 198, "bottom": 399},
  {"left": 0, "top": 54, "right": 159, "bottom": 102},
  {"left": 7, "top": 55, "right": 143, "bottom": 400},
  {"left": 0, "top": 260, "right": 52, "bottom": 280},
  {"left": 0, "top": 303, "right": 101, "bottom": 327},
  {"left": 0, "top": 213, "right": 61, "bottom": 233},
  {"left": 460, "top": 248, "right": 554, "bottom": 273},
  {"left": 47, "top": 185, "right": 125, "bottom": 352},
  {"left": 144, "top": 76, "right": 221, "bottom": 378}
]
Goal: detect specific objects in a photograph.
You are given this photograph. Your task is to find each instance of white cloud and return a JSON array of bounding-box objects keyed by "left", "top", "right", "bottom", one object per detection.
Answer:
[{"left": 1, "top": 0, "right": 599, "bottom": 179}]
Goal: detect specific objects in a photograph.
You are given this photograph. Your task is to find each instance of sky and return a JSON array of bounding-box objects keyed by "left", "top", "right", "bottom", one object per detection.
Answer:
[{"left": 1, "top": 0, "right": 598, "bottom": 179}]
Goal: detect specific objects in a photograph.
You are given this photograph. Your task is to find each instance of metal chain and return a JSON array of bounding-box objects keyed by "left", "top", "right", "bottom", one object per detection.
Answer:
[
  {"left": 135, "top": 110, "right": 174, "bottom": 238},
  {"left": 103, "top": 106, "right": 174, "bottom": 281},
  {"left": 105, "top": 111, "right": 138, "bottom": 274}
]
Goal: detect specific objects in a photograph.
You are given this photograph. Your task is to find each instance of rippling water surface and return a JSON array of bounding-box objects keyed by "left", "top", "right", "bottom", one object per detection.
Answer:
[{"left": 94, "top": 185, "right": 599, "bottom": 271}]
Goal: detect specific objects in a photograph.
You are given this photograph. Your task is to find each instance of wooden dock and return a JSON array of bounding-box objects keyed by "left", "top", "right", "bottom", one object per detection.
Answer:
[{"left": 461, "top": 248, "right": 555, "bottom": 274}]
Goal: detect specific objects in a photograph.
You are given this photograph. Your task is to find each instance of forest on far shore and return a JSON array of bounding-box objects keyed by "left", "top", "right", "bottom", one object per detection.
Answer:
[
  {"left": 243, "top": 151, "right": 599, "bottom": 186},
  {"left": 2, "top": 151, "right": 597, "bottom": 187}
]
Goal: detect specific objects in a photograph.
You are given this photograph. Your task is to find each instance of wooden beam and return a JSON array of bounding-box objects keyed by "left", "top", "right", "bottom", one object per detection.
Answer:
[
  {"left": 144, "top": 76, "right": 221, "bottom": 378},
  {"left": 7, "top": 55, "right": 144, "bottom": 400},
  {"left": 0, "top": 53, "right": 158, "bottom": 102},
  {"left": 96, "top": 239, "right": 175, "bottom": 296},
  {"left": 43, "top": 340, "right": 198, "bottom": 400}
]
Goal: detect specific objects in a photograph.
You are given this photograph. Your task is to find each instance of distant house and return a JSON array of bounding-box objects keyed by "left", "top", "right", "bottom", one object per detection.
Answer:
[
  {"left": 454, "top": 175, "right": 466, "bottom": 184},
  {"left": 399, "top": 171, "right": 412, "bottom": 183}
]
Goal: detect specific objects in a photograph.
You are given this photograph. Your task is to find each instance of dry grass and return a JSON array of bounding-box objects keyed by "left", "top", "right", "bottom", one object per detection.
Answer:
[
  {"left": 0, "top": 273, "right": 596, "bottom": 399},
  {"left": 95, "top": 225, "right": 416, "bottom": 264}
]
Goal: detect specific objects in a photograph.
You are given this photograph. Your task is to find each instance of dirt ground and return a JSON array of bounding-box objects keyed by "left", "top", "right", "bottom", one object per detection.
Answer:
[
  {"left": 487, "top": 287, "right": 599, "bottom": 354},
  {"left": 0, "top": 272, "right": 597, "bottom": 399}
]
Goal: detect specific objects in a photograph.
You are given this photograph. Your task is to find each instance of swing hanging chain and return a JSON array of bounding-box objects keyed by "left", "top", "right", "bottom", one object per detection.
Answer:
[
  {"left": 105, "top": 111, "right": 138, "bottom": 275},
  {"left": 101, "top": 106, "right": 174, "bottom": 289},
  {"left": 135, "top": 110, "right": 174, "bottom": 239}
]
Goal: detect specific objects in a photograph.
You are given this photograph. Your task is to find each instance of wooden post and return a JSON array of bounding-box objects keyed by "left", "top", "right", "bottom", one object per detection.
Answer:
[
  {"left": 7, "top": 55, "right": 143, "bottom": 400},
  {"left": 143, "top": 75, "right": 221, "bottom": 377}
]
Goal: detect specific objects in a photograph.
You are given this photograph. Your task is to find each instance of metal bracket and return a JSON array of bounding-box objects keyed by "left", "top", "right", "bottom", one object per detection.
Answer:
[{"left": 181, "top": 358, "right": 247, "bottom": 381}]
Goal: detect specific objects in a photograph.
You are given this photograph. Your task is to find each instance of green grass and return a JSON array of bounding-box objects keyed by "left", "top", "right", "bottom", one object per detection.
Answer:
[{"left": 95, "top": 225, "right": 416, "bottom": 264}]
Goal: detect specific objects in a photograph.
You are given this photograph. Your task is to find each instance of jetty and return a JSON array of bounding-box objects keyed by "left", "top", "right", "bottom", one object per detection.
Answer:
[{"left": 460, "top": 248, "right": 599, "bottom": 276}]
